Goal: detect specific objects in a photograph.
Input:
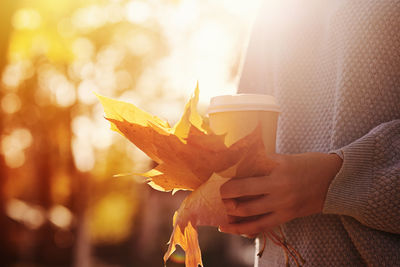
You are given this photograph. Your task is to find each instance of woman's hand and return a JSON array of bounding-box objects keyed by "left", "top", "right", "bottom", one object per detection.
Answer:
[{"left": 218, "top": 152, "right": 342, "bottom": 236}]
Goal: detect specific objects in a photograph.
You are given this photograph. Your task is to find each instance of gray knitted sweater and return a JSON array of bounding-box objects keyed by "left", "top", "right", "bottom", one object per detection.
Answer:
[{"left": 237, "top": 0, "right": 400, "bottom": 266}]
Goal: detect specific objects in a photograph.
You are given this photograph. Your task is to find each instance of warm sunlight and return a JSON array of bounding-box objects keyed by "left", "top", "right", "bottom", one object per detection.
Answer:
[
  {"left": 0, "top": 0, "right": 262, "bottom": 266},
  {"left": 2, "top": 0, "right": 399, "bottom": 266}
]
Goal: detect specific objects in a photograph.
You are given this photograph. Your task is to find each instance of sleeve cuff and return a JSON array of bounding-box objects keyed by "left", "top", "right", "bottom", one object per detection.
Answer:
[{"left": 322, "top": 135, "right": 376, "bottom": 219}]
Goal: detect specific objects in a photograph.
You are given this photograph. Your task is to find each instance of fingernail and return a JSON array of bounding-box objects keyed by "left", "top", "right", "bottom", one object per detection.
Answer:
[{"left": 219, "top": 226, "right": 228, "bottom": 233}]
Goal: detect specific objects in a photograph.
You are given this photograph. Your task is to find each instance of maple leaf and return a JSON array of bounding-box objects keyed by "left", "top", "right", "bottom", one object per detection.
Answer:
[
  {"left": 163, "top": 126, "right": 274, "bottom": 267},
  {"left": 164, "top": 172, "right": 231, "bottom": 267},
  {"left": 97, "top": 86, "right": 276, "bottom": 267}
]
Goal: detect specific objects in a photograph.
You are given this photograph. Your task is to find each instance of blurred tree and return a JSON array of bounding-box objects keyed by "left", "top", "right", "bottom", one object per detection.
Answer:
[
  {"left": 1, "top": 0, "right": 170, "bottom": 266},
  {"left": 0, "top": 1, "right": 19, "bottom": 265},
  {"left": 0, "top": 0, "right": 256, "bottom": 266}
]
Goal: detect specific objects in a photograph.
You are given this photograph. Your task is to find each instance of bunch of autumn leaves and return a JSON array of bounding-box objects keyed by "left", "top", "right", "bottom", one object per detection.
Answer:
[{"left": 98, "top": 87, "right": 291, "bottom": 267}]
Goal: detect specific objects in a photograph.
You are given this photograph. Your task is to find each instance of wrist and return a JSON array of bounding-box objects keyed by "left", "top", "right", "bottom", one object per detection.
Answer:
[
  {"left": 326, "top": 153, "right": 343, "bottom": 178},
  {"left": 318, "top": 153, "right": 343, "bottom": 208},
  {"left": 305, "top": 152, "right": 343, "bottom": 214}
]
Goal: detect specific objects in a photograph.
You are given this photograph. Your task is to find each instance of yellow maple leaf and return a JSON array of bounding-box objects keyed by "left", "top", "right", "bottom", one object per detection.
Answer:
[{"left": 97, "top": 86, "right": 276, "bottom": 267}]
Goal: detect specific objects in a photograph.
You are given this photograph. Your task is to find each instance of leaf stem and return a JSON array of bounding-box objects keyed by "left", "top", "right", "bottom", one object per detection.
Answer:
[
  {"left": 269, "top": 229, "right": 303, "bottom": 267},
  {"left": 257, "top": 232, "right": 267, "bottom": 257}
]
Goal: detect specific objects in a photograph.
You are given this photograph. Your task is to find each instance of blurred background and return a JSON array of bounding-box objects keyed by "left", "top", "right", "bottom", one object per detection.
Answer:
[{"left": 0, "top": 0, "right": 261, "bottom": 266}]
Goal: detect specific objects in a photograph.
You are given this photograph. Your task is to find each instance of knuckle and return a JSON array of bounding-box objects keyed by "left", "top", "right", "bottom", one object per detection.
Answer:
[
  {"left": 281, "top": 176, "right": 292, "bottom": 189},
  {"left": 287, "top": 204, "right": 297, "bottom": 216},
  {"left": 286, "top": 195, "right": 296, "bottom": 207},
  {"left": 290, "top": 197, "right": 301, "bottom": 211},
  {"left": 284, "top": 192, "right": 297, "bottom": 207}
]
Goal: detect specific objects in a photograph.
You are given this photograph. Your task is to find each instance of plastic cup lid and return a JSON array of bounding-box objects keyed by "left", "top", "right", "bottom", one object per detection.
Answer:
[{"left": 207, "top": 94, "right": 280, "bottom": 114}]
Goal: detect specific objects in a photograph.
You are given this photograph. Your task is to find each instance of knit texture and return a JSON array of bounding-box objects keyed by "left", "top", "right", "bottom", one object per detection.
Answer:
[{"left": 238, "top": 0, "right": 400, "bottom": 266}]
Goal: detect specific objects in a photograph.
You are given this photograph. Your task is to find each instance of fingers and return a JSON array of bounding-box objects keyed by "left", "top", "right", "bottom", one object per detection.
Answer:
[
  {"left": 227, "top": 214, "right": 264, "bottom": 224},
  {"left": 220, "top": 176, "right": 272, "bottom": 199},
  {"left": 219, "top": 212, "right": 284, "bottom": 235},
  {"left": 223, "top": 195, "right": 275, "bottom": 217}
]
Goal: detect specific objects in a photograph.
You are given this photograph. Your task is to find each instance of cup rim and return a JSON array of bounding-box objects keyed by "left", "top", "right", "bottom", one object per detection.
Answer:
[{"left": 207, "top": 94, "right": 280, "bottom": 114}]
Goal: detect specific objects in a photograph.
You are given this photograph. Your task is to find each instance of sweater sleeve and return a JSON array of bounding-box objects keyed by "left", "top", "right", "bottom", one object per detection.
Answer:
[{"left": 323, "top": 120, "right": 400, "bottom": 234}]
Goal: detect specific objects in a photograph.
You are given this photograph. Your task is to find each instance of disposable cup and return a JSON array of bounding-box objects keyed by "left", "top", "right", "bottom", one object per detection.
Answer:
[{"left": 207, "top": 94, "right": 280, "bottom": 154}]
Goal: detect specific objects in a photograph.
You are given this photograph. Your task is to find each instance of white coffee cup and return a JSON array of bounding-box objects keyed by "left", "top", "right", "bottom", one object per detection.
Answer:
[{"left": 207, "top": 94, "right": 280, "bottom": 154}]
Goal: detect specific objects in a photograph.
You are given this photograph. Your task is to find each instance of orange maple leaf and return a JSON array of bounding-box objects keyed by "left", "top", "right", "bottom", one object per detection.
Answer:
[{"left": 97, "top": 85, "right": 276, "bottom": 267}]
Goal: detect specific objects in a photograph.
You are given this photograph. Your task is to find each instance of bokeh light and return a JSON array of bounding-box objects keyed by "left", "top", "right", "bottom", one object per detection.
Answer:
[
  {"left": 12, "top": 8, "right": 42, "bottom": 30},
  {"left": 49, "top": 205, "right": 73, "bottom": 229},
  {"left": 89, "top": 192, "right": 137, "bottom": 244},
  {"left": 0, "top": 0, "right": 262, "bottom": 266},
  {"left": 6, "top": 198, "right": 46, "bottom": 229},
  {"left": 1, "top": 128, "right": 32, "bottom": 168},
  {"left": 125, "top": 1, "right": 151, "bottom": 24},
  {"left": 1, "top": 93, "right": 22, "bottom": 114}
]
